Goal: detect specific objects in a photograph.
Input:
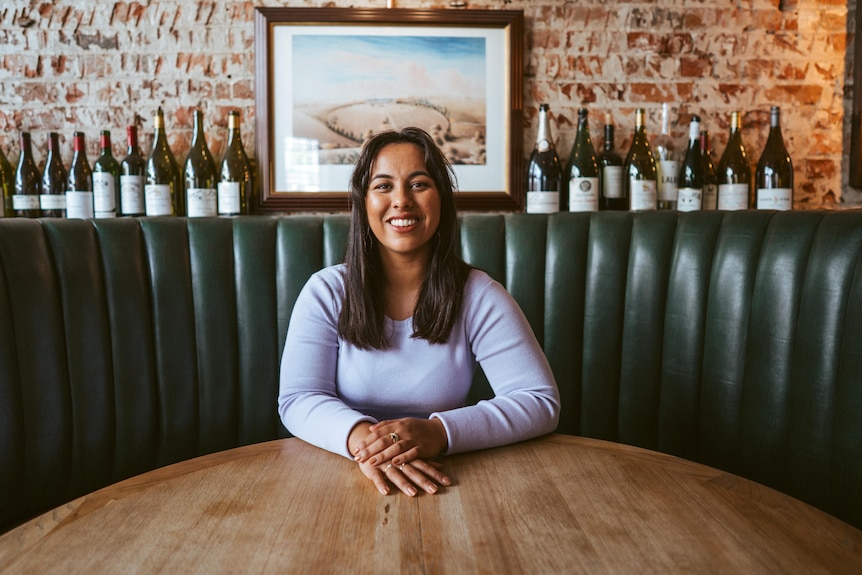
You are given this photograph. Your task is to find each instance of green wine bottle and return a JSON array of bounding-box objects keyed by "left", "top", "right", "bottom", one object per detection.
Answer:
[
  {"left": 755, "top": 106, "right": 793, "bottom": 210},
  {"left": 525, "top": 103, "right": 562, "bottom": 213},
  {"left": 184, "top": 109, "right": 218, "bottom": 218},
  {"left": 700, "top": 130, "right": 718, "bottom": 210},
  {"left": 66, "top": 131, "right": 94, "bottom": 219},
  {"left": 218, "top": 110, "right": 253, "bottom": 216},
  {"left": 93, "top": 130, "right": 120, "bottom": 218},
  {"left": 677, "top": 115, "right": 703, "bottom": 212},
  {"left": 145, "top": 108, "right": 181, "bottom": 216},
  {"left": 13, "top": 132, "right": 41, "bottom": 218},
  {"left": 120, "top": 126, "right": 146, "bottom": 216},
  {"left": 716, "top": 111, "right": 751, "bottom": 210},
  {"left": 624, "top": 108, "right": 657, "bottom": 211},
  {"left": 41, "top": 132, "right": 67, "bottom": 218},
  {"left": 598, "top": 114, "right": 626, "bottom": 211},
  {"left": 565, "top": 108, "right": 599, "bottom": 212},
  {"left": 0, "top": 141, "right": 13, "bottom": 217}
]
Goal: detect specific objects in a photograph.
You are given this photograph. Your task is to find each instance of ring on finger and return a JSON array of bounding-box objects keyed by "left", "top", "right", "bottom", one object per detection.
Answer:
[
  {"left": 383, "top": 464, "right": 393, "bottom": 473},
  {"left": 390, "top": 432, "right": 400, "bottom": 445}
]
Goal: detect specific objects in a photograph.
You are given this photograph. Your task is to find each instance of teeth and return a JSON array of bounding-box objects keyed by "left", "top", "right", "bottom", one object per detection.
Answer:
[{"left": 390, "top": 218, "right": 418, "bottom": 227}]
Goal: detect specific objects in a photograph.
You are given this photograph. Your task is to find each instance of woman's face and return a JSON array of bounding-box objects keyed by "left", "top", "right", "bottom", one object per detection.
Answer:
[{"left": 365, "top": 142, "right": 441, "bottom": 264}]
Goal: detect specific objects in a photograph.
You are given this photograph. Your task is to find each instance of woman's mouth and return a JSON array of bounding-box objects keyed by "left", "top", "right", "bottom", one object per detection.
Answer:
[{"left": 389, "top": 217, "right": 419, "bottom": 229}]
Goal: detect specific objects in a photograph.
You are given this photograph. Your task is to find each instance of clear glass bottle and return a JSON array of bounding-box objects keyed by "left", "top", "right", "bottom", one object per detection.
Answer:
[{"left": 654, "top": 103, "right": 679, "bottom": 210}]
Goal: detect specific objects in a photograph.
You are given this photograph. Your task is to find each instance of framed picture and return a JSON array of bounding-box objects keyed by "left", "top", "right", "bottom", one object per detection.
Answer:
[{"left": 254, "top": 7, "right": 524, "bottom": 212}]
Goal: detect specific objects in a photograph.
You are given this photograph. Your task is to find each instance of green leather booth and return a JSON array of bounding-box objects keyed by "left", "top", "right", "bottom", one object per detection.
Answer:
[{"left": 1, "top": 211, "right": 861, "bottom": 532}]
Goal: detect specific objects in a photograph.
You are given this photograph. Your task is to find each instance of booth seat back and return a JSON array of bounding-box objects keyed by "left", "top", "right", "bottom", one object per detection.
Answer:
[{"left": 1, "top": 211, "right": 861, "bottom": 532}]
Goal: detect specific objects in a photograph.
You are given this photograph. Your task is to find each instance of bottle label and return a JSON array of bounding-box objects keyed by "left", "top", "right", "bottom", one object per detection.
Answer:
[
  {"left": 657, "top": 160, "right": 679, "bottom": 202},
  {"left": 702, "top": 184, "right": 718, "bottom": 210},
  {"left": 13, "top": 195, "right": 40, "bottom": 210},
  {"left": 93, "top": 172, "right": 117, "bottom": 217},
  {"left": 756, "top": 188, "right": 792, "bottom": 210},
  {"left": 187, "top": 187, "right": 217, "bottom": 217},
  {"left": 677, "top": 187, "right": 702, "bottom": 212},
  {"left": 121, "top": 175, "right": 145, "bottom": 215},
  {"left": 629, "top": 179, "right": 657, "bottom": 211},
  {"left": 66, "top": 191, "right": 95, "bottom": 219},
  {"left": 718, "top": 183, "right": 749, "bottom": 210},
  {"left": 145, "top": 184, "right": 173, "bottom": 216},
  {"left": 526, "top": 191, "right": 559, "bottom": 214},
  {"left": 41, "top": 194, "right": 67, "bottom": 210},
  {"left": 568, "top": 177, "right": 598, "bottom": 212},
  {"left": 602, "top": 166, "right": 623, "bottom": 199},
  {"left": 217, "top": 182, "right": 241, "bottom": 215}
]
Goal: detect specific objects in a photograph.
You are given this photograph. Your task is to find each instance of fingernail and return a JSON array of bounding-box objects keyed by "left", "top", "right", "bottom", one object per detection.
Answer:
[
  {"left": 407, "top": 488, "right": 416, "bottom": 497},
  {"left": 381, "top": 487, "right": 389, "bottom": 495},
  {"left": 441, "top": 476, "right": 451, "bottom": 486},
  {"left": 428, "top": 484, "right": 438, "bottom": 493},
  {"left": 369, "top": 457, "right": 377, "bottom": 465}
]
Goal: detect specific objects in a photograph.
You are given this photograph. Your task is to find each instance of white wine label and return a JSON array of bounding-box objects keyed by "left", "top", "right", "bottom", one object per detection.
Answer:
[
  {"left": 602, "top": 166, "right": 623, "bottom": 199},
  {"left": 93, "top": 172, "right": 116, "bottom": 216},
  {"left": 569, "top": 177, "right": 598, "bottom": 212},
  {"left": 217, "top": 182, "right": 241, "bottom": 215},
  {"left": 41, "top": 194, "right": 67, "bottom": 210},
  {"left": 702, "top": 184, "right": 717, "bottom": 210},
  {"left": 187, "top": 188, "right": 217, "bottom": 217},
  {"left": 145, "top": 184, "right": 173, "bottom": 216},
  {"left": 12, "top": 195, "right": 40, "bottom": 210},
  {"left": 629, "top": 179, "right": 657, "bottom": 211},
  {"left": 756, "top": 188, "right": 792, "bottom": 210},
  {"left": 121, "top": 175, "right": 145, "bottom": 215},
  {"left": 66, "top": 191, "right": 94, "bottom": 219},
  {"left": 657, "top": 160, "right": 680, "bottom": 202},
  {"left": 718, "top": 183, "right": 749, "bottom": 210},
  {"left": 526, "top": 191, "right": 559, "bottom": 214},
  {"left": 677, "top": 187, "right": 702, "bottom": 212}
]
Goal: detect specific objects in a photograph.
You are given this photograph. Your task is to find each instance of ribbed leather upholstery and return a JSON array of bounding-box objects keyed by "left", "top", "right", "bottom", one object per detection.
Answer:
[{"left": 1, "top": 211, "right": 861, "bottom": 532}]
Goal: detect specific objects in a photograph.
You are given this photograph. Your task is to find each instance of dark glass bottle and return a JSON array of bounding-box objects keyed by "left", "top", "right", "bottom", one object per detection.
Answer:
[
  {"left": 755, "top": 106, "right": 793, "bottom": 210},
  {"left": 700, "top": 131, "right": 718, "bottom": 210},
  {"left": 13, "top": 132, "right": 41, "bottom": 218},
  {"left": 41, "top": 132, "right": 67, "bottom": 218},
  {"left": 624, "top": 108, "right": 658, "bottom": 211},
  {"left": 66, "top": 131, "right": 94, "bottom": 219},
  {"left": 565, "top": 108, "right": 599, "bottom": 212},
  {"left": 597, "top": 114, "right": 626, "bottom": 211},
  {"left": 218, "top": 110, "right": 253, "bottom": 216},
  {"left": 0, "top": 143, "right": 13, "bottom": 217},
  {"left": 716, "top": 111, "right": 751, "bottom": 210},
  {"left": 93, "top": 130, "right": 120, "bottom": 218},
  {"left": 120, "top": 126, "right": 146, "bottom": 216},
  {"left": 145, "top": 108, "right": 182, "bottom": 216},
  {"left": 677, "top": 115, "right": 703, "bottom": 212},
  {"left": 525, "top": 103, "right": 562, "bottom": 213},
  {"left": 184, "top": 109, "right": 218, "bottom": 218}
]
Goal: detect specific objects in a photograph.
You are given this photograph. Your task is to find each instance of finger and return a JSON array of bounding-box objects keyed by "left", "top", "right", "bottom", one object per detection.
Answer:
[
  {"left": 357, "top": 433, "right": 405, "bottom": 465},
  {"left": 361, "top": 465, "right": 391, "bottom": 495},
  {"left": 398, "top": 463, "right": 442, "bottom": 494},
  {"left": 383, "top": 465, "right": 418, "bottom": 497},
  {"left": 391, "top": 446, "right": 421, "bottom": 467},
  {"left": 410, "top": 459, "right": 452, "bottom": 486}
]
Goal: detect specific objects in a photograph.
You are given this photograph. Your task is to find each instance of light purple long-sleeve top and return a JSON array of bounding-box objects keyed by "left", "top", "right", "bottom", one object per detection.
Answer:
[{"left": 277, "top": 265, "right": 560, "bottom": 459}]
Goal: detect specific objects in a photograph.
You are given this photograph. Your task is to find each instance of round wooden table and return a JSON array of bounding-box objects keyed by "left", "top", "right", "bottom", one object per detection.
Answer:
[{"left": 1, "top": 434, "right": 860, "bottom": 573}]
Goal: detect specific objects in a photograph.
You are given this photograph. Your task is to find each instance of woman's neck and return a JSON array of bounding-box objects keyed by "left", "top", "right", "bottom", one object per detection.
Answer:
[{"left": 380, "top": 255, "right": 428, "bottom": 321}]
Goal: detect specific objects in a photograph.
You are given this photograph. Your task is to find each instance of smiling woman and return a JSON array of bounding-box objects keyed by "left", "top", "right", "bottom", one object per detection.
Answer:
[{"left": 277, "top": 127, "right": 560, "bottom": 498}]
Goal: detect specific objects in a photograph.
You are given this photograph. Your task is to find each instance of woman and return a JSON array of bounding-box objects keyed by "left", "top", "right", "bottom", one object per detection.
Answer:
[{"left": 278, "top": 127, "right": 559, "bottom": 497}]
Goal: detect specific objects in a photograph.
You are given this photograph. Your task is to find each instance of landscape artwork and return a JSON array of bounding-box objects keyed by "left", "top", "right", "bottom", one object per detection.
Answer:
[{"left": 291, "top": 34, "right": 488, "bottom": 167}]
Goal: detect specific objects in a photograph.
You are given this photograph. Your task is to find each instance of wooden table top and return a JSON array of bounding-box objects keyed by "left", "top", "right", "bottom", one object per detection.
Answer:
[{"left": 1, "top": 434, "right": 860, "bottom": 574}]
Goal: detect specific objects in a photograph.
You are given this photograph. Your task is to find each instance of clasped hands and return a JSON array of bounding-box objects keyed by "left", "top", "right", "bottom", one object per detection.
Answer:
[{"left": 349, "top": 417, "right": 451, "bottom": 497}]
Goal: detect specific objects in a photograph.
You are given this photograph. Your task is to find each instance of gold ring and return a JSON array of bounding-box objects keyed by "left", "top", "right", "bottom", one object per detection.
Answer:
[
  {"left": 390, "top": 432, "right": 400, "bottom": 444},
  {"left": 383, "top": 464, "right": 393, "bottom": 473},
  {"left": 399, "top": 463, "right": 406, "bottom": 471}
]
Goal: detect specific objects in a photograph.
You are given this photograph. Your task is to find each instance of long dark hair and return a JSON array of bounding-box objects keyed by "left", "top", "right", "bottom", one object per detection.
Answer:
[{"left": 339, "top": 127, "right": 471, "bottom": 349}]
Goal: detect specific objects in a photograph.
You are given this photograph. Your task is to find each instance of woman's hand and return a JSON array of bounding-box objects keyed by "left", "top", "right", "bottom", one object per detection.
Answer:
[
  {"left": 352, "top": 417, "right": 448, "bottom": 467},
  {"left": 358, "top": 457, "right": 452, "bottom": 496}
]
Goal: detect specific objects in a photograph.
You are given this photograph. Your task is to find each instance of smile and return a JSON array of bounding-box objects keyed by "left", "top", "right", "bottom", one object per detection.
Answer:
[{"left": 389, "top": 218, "right": 419, "bottom": 227}]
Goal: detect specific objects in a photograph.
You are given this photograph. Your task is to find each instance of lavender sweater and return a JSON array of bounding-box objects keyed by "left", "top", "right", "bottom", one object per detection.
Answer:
[{"left": 277, "top": 265, "right": 560, "bottom": 459}]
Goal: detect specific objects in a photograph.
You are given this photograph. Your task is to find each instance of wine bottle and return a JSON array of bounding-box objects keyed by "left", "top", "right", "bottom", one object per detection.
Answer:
[
  {"left": 565, "top": 108, "right": 599, "bottom": 212},
  {"left": 598, "top": 113, "right": 626, "bottom": 211},
  {"left": 41, "top": 132, "right": 67, "bottom": 218},
  {"left": 184, "top": 109, "right": 218, "bottom": 218},
  {"left": 677, "top": 115, "right": 703, "bottom": 212},
  {"left": 700, "top": 130, "right": 718, "bottom": 210},
  {"left": 0, "top": 142, "right": 12, "bottom": 217},
  {"left": 145, "top": 108, "right": 182, "bottom": 216},
  {"left": 120, "top": 126, "right": 146, "bottom": 217},
  {"left": 624, "top": 108, "right": 658, "bottom": 211},
  {"left": 13, "top": 132, "right": 41, "bottom": 218},
  {"left": 654, "top": 103, "right": 679, "bottom": 210},
  {"left": 92, "top": 130, "right": 120, "bottom": 218},
  {"left": 755, "top": 106, "right": 793, "bottom": 210},
  {"left": 218, "top": 110, "right": 253, "bottom": 216},
  {"left": 66, "top": 131, "right": 94, "bottom": 219},
  {"left": 525, "top": 103, "right": 562, "bottom": 213},
  {"left": 716, "top": 111, "right": 751, "bottom": 210}
]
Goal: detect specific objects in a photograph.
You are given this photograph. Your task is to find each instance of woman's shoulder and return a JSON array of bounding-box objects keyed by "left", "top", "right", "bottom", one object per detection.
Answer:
[
  {"left": 302, "top": 264, "right": 347, "bottom": 299},
  {"left": 463, "top": 268, "right": 508, "bottom": 302}
]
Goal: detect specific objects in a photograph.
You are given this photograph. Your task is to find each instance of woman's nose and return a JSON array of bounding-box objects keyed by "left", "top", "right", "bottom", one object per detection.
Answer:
[{"left": 391, "top": 185, "right": 414, "bottom": 208}]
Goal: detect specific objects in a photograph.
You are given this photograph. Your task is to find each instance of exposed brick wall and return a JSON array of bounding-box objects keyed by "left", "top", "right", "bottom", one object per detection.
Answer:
[{"left": 0, "top": 0, "right": 857, "bottom": 209}]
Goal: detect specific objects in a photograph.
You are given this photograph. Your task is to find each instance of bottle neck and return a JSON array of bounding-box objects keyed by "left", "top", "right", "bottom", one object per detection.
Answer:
[
  {"left": 127, "top": 126, "right": 139, "bottom": 152},
  {"left": 688, "top": 121, "right": 700, "bottom": 144},
  {"left": 536, "top": 107, "right": 553, "bottom": 151},
  {"left": 604, "top": 125, "right": 614, "bottom": 150},
  {"left": 100, "top": 133, "right": 111, "bottom": 153},
  {"left": 192, "top": 112, "right": 205, "bottom": 145},
  {"left": 699, "top": 131, "right": 710, "bottom": 155}
]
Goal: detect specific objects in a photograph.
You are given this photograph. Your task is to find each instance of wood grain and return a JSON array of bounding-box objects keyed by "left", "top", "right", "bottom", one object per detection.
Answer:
[{"left": 1, "top": 435, "right": 860, "bottom": 573}]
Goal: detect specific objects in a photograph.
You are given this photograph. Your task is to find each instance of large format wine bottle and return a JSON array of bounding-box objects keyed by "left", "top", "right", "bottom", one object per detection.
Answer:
[
  {"left": 120, "top": 126, "right": 146, "bottom": 216},
  {"left": 624, "top": 108, "right": 657, "bottom": 211},
  {"left": 184, "top": 109, "right": 218, "bottom": 217},
  {"left": 66, "top": 131, "right": 94, "bottom": 219},
  {"left": 654, "top": 103, "right": 679, "bottom": 210},
  {"left": 677, "top": 115, "right": 703, "bottom": 212},
  {"left": 93, "top": 130, "right": 120, "bottom": 218},
  {"left": 716, "top": 111, "right": 751, "bottom": 210},
  {"left": 0, "top": 143, "right": 12, "bottom": 217},
  {"left": 700, "top": 130, "right": 718, "bottom": 210},
  {"left": 13, "top": 132, "right": 41, "bottom": 218},
  {"left": 218, "top": 110, "right": 253, "bottom": 216},
  {"left": 565, "top": 108, "right": 599, "bottom": 212},
  {"left": 41, "top": 132, "right": 67, "bottom": 218},
  {"left": 145, "top": 108, "right": 182, "bottom": 216},
  {"left": 755, "top": 106, "right": 793, "bottom": 210},
  {"left": 598, "top": 113, "right": 626, "bottom": 210},
  {"left": 525, "top": 103, "right": 562, "bottom": 213}
]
